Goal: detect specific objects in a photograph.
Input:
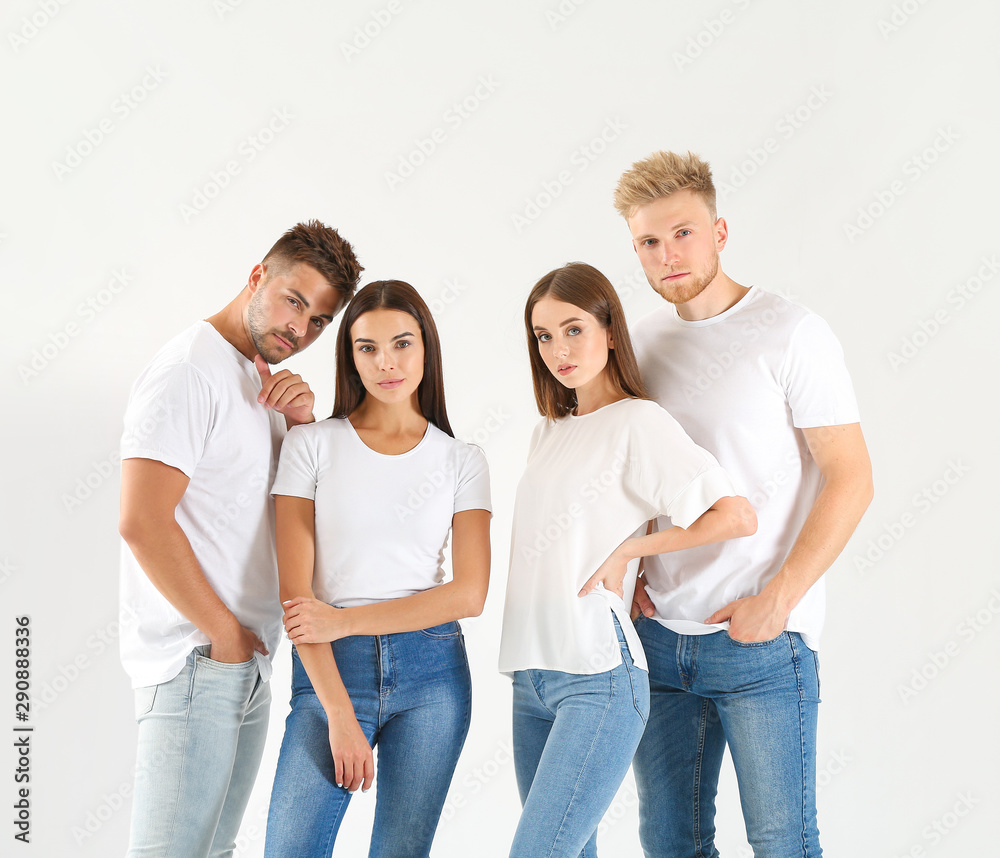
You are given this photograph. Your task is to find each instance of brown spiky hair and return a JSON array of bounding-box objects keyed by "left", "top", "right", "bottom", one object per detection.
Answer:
[
  {"left": 262, "top": 220, "right": 363, "bottom": 313},
  {"left": 613, "top": 151, "right": 717, "bottom": 221}
]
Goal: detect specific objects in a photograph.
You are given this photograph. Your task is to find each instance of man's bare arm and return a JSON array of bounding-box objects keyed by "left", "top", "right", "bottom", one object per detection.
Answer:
[
  {"left": 705, "top": 423, "right": 874, "bottom": 641},
  {"left": 118, "top": 457, "right": 267, "bottom": 663}
]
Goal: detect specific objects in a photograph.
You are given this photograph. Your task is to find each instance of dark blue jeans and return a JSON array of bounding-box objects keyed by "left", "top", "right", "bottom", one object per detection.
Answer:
[
  {"left": 632, "top": 617, "right": 822, "bottom": 858},
  {"left": 265, "top": 622, "right": 471, "bottom": 858}
]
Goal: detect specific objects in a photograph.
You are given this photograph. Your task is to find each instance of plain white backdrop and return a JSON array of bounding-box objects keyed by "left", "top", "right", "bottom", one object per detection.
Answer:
[{"left": 3, "top": 1, "right": 998, "bottom": 855}]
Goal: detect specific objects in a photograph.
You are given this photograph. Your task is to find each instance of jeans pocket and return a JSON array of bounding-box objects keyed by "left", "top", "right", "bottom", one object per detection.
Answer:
[
  {"left": 620, "top": 660, "right": 650, "bottom": 726},
  {"left": 134, "top": 685, "right": 157, "bottom": 721},
  {"left": 418, "top": 620, "right": 462, "bottom": 638},
  {"left": 726, "top": 630, "right": 787, "bottom": 648},
  {"left": 195, "top": 653, "right": 258, "bottom": 670}
]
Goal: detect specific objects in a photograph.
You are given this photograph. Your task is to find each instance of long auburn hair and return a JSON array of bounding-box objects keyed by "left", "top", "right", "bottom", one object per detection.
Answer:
[
  {"left": 332, "top": 280, "right": 453, "bottom": 436},
  {"left": 524, "top": 262, "right": 649, "bottom": 419}
]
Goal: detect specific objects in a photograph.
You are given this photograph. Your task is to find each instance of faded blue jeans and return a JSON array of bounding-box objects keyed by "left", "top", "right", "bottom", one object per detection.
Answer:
[
  {"left": 632, "top": 617, "right": 822, "bottom": 858},
  {"left": 264, "top": 621, "right": 471, "bottom": 858},
  {"left": 509, "top": 614, "right": 649, "bottom": 857},
  {"left": 127, "top": 645, "right": 270, "bottom": 858}
]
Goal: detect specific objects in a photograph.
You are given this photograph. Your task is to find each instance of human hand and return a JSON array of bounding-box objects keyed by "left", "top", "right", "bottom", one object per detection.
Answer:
[
  {"left": 631, "top": 576, "right": 655, "bottom": 621},
  {"left": 283, "top": 597, "right": 348, "bottom": 644},
  {"left": 705, "top": 592, "right": 787, "bottom": 642},
  {"left": 579, "top": 540, "right": 633, "bottom": 600},
  {"left": 254, "top": 355, "right": 315, "bottom": 427},
  {"left": 208, "top": 624, "right": 267, "bottom": 663},
  {"left": 328, "top": 709, "right": 374, "bottom": 793}
]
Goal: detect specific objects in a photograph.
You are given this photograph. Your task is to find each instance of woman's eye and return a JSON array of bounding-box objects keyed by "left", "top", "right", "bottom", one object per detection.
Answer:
[
  {"left": 358, "top": 345, "right": 373, "bottom": 353},
  {"left": 396, "top": 340, "right": 411, "bottom": 349},
  {"left": 537, "top": 333, "right": 551, "bottom": 343},
  {"left": 567, "top": 327, "right": 581, "bottom": 336}
]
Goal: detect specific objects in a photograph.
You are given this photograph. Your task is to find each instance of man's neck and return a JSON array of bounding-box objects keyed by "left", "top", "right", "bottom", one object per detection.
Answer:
[
  {"left": 206, "top": 293, "right": 255, "bottom": 360},
  {"left": 676, "top": 271, "right": 749, "bottom": 322}
]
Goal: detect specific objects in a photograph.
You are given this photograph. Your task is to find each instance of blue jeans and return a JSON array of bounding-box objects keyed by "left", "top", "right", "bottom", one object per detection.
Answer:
[
  {"left": 127, "top": 645, "right": 270, "bottom": 858},
  {"left": 632, "top": 617, "right": 822, "bottom": 858},
  {"left": 510, "top": 615, "right": 649, "bottom": 858},
  {"left": 264, "top": 621, "right": 471, "bottom": 858}
]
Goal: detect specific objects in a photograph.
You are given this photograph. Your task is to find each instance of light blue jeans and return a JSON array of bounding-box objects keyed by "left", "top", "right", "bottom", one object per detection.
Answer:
[
  {"left": 632, "top": 617, "right": 822, "bottom": 858},
  {"left": 264, "top": 621, "right": 471, "bottom": 858},
  {"left": 510, "top": 615, "right": 649, "bottom": 858},
  {"left": 126, "top": 645, "right": 270, "bottom": 858}
]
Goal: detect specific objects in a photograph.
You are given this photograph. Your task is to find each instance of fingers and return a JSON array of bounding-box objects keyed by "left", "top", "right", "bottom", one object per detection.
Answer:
[
  {"left": 362, "top": 755, "right": 375, "bottom": 793},
  {"left": 704, "top": 602, "right": 735, "bottom": 624},
  {"left": 257, "top": 369, "right": 313, "bottom": 411},
  {"left": 254, "top": 354, "right": 272, "bottom": 382},
  {"left": 634, "top": 582, "right": 655, "bottom": 617},
  {"left": 578, "top": 571, "right": 601, "bottom": 597},
  {"left": 252, "top": 634, "right": 268, "bottom": 656}
]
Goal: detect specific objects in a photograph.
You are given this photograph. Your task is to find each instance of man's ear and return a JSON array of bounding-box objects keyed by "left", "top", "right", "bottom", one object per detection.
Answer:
[{"left": 247, "top": 263, "right": 266, "bottom": 294}]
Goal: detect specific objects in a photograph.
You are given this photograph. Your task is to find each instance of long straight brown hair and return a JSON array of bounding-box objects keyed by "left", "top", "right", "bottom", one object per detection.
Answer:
[
  {"left": 524, "top": 262, "right": 649, "bottom": 419},
  {"left": 332, "top": 280, "right": 453, "bottom": 436}
]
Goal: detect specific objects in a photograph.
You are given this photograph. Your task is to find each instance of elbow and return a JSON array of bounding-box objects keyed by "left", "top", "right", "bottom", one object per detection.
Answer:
[
  {"left": 118, "top": 512, "right": 153, "bottom": 550},
  {"left": 731, "top": 496, "right": 757, "bottom": 538},
  {"left": 461, "top": 590, "right": 487, "bottom": 619}
]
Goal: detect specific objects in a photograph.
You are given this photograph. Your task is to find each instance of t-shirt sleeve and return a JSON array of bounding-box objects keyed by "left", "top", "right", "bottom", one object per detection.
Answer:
[
  {"left": 120, "top": 363, "right": 215, "bottom": 478},
  {"left": 271, "top": 425, "right": 319, "bottom": 500},
  {"left": 454, "top": 444, "right": 492, "bottom": 515},
  {"left": 627, "top": 403, "right": 739, "bottom": 529},
  {"left": 781, "top": 314, "right": 860, "bottom": 428}
]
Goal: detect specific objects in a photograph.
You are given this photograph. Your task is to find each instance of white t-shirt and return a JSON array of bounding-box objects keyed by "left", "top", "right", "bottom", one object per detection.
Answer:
[
  {"left": 271, "top": 418, "right": 491, "bottom": 605},
  {"left": 119, "top": 321, "right": 286, "bottom": 689},
  {"left": 498, "top": 398, "right": 737, "bottom": 676},
  {"left": 631, "top": 286, "right": 860, "bottom": 649}
]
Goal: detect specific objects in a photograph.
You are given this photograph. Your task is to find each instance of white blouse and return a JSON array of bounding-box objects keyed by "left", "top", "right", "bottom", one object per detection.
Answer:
[{"left": 499, "top": 398, "right": 736, "bottom": 675}]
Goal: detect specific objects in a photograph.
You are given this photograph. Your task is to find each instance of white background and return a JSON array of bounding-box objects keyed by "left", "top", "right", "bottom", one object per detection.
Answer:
[{"left": 3, "top": 1, "right": 998, "bottom": 855}]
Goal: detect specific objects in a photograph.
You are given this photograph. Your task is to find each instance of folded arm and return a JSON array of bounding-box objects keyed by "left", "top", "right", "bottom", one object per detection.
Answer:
[{"left": 283, "top": 508, "right": 491, "bottom": 644}]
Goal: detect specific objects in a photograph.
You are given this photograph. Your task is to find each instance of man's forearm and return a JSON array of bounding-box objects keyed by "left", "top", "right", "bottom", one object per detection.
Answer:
[{"left": 122, "top": 517, "right": 242, "bottom": 643}]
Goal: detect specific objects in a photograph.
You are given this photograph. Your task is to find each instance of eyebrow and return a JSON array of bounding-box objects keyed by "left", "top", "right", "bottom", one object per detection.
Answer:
[
  {"left": 289, "top": 289, "right": 335, "bottom": 321},
  {"left": 532, "top": 318, "right": 583, "bottom": 330},
  {"left": 354, "top": 331, "right": 416, "bottom": 343},
  {"left": 633, "top": 220, "right": 697, "bottom": 240}
]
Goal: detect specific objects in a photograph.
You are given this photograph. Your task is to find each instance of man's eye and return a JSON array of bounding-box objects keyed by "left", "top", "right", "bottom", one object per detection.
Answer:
[{"left": 312, "top": 319, "right": 325, "bottom": 329}]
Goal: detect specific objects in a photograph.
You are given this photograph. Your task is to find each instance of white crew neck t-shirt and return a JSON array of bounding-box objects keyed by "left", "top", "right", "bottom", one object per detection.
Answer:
[
  {"left": 119, "top": 321, "right": 286, "bottom": 688},
  {"left": 499, "top": 398, "right": 737, "bottom": 676},
  {"left": 631, "top": 286, "right": 860, "bottom": 649},
  {"left": 271, "top": 418, "right": 491, "bottom": 606}
]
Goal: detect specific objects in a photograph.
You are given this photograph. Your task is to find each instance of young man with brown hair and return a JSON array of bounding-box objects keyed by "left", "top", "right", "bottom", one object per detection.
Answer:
[
  {"left": 118, "top": 220, "right": 362, "bottom": 858},
  {"left": 614, "top": 152, "right": 873, "bottom": 857}
]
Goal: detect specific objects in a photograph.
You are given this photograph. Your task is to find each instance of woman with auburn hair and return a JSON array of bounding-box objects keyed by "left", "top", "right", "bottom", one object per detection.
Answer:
[
  {"left": 499, "top": 262, "right": 756, "bottom": 857},
  {"left": 264, "top": 281, "right": 491, "bottom": 858}
]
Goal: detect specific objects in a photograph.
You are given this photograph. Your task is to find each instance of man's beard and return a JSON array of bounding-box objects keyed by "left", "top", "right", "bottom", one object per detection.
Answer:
[
  {"left": 650, "top": 252, "right": 719, "bottom": 305},
  {"left": 247, "top": 290, "right": 298, "bottom": 363}
]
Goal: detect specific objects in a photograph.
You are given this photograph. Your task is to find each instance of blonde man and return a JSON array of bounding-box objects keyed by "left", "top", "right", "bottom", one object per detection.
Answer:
[{"left": 614, "top": 152, "right": 872, "bottom": 858}]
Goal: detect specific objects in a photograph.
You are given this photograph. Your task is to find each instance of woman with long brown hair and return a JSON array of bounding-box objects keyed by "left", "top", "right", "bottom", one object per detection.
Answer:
[
  {"left": 264, "top": 281, "right": 491, "bottom": 858},
  {"left": 499, "top": 262, "right": 756, "bottom": 857}
]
